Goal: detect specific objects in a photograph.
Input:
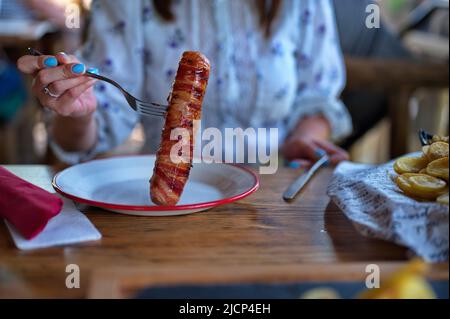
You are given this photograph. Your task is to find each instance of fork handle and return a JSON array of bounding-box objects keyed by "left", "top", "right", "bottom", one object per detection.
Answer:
[
  {"left": 84, "top": 72, "right": 124, "bottom": 93},
  {"left": 283, "top": 155, "right": 329, "bottom": 201},
  {"left": 27, "top": 48, "right": 125, "bottom": 94}
]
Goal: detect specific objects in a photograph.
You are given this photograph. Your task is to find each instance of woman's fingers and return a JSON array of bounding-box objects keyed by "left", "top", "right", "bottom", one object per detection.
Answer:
[
  {"left": 283, "top": 137, "right": 318, "bottom": 161},
  {"left": 18, "top": 52, "right": 98, "bottom": 117},
  {"left": 35, "top": 78, "right": 96, "bottom": 116},
  {"left": 55, "top": 52, "right": 79, "bottom": 64},
  {"left": 282, "top": 135, "right": 349, "bottom": 165},
  {"left": 17, "top": 52, "right": 80, "bottom": 75},
  {"left": 37, "top": 79, "right": 96, "bottom": 116},
  {"left": 328, "top": 151, "right": 349, "bottom": 165},
  {"left": 32, "top": 63, "right": 87, "bottom": 95},
  {"left": 285, "top": 159, "right": 312, "bottom": 170},
  {"left": 314, "top": 139, "right": 342, "bottom": 155},
  {"left": 56, "top": 79, "right": 96, "bottom": 116},
  {"left": 30, "top": 59, "right": 92, "bottom": 116},
  {"left": 47, "top": 77, "right": 92, "bottom": 97},
  {"left": 327, "top": 154, "right": 347, "bottom": 165},
  {"left": 314, "top": 139, "right": 349, "bottom": 164},
  {"left": 17, "top": 55, "right": 58, "bottom": 74}
]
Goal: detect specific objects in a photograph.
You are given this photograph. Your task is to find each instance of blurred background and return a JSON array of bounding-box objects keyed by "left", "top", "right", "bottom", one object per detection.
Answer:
[{"left": 0, "top": 0, "right": 448, "bottom": 165}]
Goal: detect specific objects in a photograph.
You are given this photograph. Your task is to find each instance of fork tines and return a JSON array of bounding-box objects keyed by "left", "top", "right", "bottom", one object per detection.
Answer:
[{"left": 136, "top": 101, "right": 167, "bottom": 117}]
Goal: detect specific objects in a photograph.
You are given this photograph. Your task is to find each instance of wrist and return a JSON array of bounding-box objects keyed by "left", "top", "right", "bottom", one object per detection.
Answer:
[
  {"left": 291, "top": 115, "right": 331, "bottom": 141},
  {"left": 55, "top": 111, "right": 95, "bottom": 124},
  {"left": 52, "top": 112, "right": 97, "bottom": 152}
]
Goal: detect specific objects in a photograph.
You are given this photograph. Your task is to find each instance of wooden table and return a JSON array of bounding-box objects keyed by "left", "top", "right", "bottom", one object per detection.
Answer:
[{"left": 0, "top": 165, "right": 448, "bottom": 298}]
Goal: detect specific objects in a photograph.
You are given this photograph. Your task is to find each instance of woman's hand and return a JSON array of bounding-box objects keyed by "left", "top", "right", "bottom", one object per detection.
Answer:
[
  {"left": 17, "top": 53, "right": 99, "bottom": 153},
  {"left": 282, "top": 135, "right": 349, "bottom": 167},
  {"left": 17, "top": 53, "right": 98, "bottom": 118},
  {"left": 282, "top": 115, "right": 349, "bottom": 168}
]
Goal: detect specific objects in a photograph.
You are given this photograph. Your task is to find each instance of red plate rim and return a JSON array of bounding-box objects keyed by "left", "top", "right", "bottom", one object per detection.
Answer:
[{"left": 52, "top": 155, "right": 260, "bottom": 211}]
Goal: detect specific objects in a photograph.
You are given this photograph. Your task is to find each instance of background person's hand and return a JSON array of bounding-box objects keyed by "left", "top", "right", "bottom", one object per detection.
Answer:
[
  {"left": 281, "top": 114, "right": 349, "bottom": 168},
  {"left": 282, "top": 134, "right": 349, "bottom": 168},
  {"left": 17, "top": 53, "right": 98, "bottom": 118}
]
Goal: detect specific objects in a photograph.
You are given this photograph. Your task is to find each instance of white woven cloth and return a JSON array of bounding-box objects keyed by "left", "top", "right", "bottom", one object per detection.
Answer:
[{"left": 327, "top": 159, "right": 449, "bottom": 263}]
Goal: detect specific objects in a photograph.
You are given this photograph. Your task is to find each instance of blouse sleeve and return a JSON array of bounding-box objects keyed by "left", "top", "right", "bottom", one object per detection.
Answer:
[
  {"left": 49, "top": 0, "right": 144, "bottom": 164},
  {"left": 286, "top": 0, "right": 352, "bottom": 142}
]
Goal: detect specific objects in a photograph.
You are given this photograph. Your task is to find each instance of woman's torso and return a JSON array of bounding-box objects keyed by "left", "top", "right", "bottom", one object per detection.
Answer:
[{"left": 86, "top": 0, "right": 340, "bottom": 155}]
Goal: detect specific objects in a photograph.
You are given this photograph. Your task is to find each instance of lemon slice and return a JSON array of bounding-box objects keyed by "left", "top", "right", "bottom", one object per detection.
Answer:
[
  {"left": 396, "top": 175, "right": 422, "bottom": 199},
  {"left": 408, "top": 174, "right": 447, "bottom": 192},
  {"left": 427, "top": 142, "right": 449, "bottom": 161},
  {"left": 396, "top": 174, "right": 446, "bottom": 200},
  {"left": 394, "top": 157, "right": 428, "bottom": 174},
  {"left": 432, "top": 135, "right": 449, "bottom": 143},
  {"left": 426, "top": 157, "right": 449, "bottom": 181}
]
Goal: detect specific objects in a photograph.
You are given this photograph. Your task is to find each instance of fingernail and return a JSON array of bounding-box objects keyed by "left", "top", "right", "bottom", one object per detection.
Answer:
[
  {"left": 314, "top": 148, "right": 327, "bottom": 158},
  {"left": 87, "top": 67, "right": 99, "bottom": 75},
  {"left": 287, "top": 161, "right": 302, "bottom": 169},
  {"left": 72, "top": 63, "right": 85, "bottom": 74},
  {"left": 44, "top": 57, "right": 58, "bottom": 68}
]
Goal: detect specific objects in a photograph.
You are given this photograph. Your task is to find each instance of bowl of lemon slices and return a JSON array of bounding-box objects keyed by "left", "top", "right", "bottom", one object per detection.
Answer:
[{"left": 394, "top": 135, "right": 449, "bottom": 206}]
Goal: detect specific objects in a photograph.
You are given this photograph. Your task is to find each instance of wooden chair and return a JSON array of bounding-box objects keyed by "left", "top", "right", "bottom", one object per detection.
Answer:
[{"left": 344, "top": 57, "right": 449, "bottom": 158}]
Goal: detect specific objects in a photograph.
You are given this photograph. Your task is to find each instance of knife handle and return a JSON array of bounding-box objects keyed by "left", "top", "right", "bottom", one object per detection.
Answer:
[{"left": 283, "top": 155, "right": 329, "bottom": 201}]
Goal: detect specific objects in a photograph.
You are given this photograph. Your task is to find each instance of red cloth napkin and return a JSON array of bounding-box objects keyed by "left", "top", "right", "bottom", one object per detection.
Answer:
[{"left": 0, "top": 167, "right": 63, "bottom": 240}]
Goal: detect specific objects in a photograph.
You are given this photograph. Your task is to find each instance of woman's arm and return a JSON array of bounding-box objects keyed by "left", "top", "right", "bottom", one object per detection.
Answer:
[
  {"left": 282, "top": 0, "right": 352, "bottom": 166},
  {"left": 52, "top": 113, "right": 97, "bottom": 152},
  {"left": 291, "top": 114, "right": 331, "bottom": 141}
]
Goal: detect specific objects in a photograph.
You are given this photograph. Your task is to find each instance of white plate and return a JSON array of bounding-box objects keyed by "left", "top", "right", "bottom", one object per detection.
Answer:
[{"left": 52, "top": 155, "right": 259, "bottom": 216}]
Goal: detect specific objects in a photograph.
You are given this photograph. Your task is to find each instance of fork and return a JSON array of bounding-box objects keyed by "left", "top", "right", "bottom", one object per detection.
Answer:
[
  {"left": 28, "top": 48, "right": 167, "bottom": 118},
  {"left": 418, "top": 129, "right": 434, "bottom": 146}
]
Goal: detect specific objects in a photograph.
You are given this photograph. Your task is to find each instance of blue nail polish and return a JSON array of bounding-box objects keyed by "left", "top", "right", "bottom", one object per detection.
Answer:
[
  {"left": 314, "top": 148, "right": 326, "bottom": 158},
  {"left": 44, "top": 57, "right": 58, "bottom": 68},
  {"left": 87, "top": 67, "right": 99, "bottom": 75},
  {"left": 288, "top": 161, "right": 302, "bottom": 169},
  {"left": 72, "top": 63, "right": 85, "bottom": 74}
]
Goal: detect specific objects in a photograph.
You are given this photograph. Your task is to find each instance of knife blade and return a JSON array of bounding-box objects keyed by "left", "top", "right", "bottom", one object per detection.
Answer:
[{"left": 283, "top": 155, "right": 329, "bottom": 202}]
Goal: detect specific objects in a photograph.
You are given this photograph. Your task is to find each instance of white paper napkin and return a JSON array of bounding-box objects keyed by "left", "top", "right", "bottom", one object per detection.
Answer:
[
  {"left": 327, "top": 158, "right": 449, "bottom": 263},
  {"left": 5, "top": 197, "right": 101, "bottom": 250},
  {"left": 2, "top": 165, "right": 101, "bottom": 250}
]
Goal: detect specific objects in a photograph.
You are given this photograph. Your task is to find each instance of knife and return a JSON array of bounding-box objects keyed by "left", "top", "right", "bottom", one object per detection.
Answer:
[{"left": 283, "top": 155, "right": 329, "bottom": 202}]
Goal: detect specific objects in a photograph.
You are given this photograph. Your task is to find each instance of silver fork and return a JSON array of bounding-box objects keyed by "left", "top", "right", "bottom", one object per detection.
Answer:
[
  {"left": 28, "top": 48, "right": 167, "bottom": 118},
  {"left": 418, "top": 129, "right": 434, "bottom": 146}
]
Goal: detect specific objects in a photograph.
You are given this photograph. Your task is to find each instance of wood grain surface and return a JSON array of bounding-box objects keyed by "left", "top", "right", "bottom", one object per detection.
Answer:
[
  {"left": 345, "top": 58, "right": 449, "bottom": 90},
  {"left": 88, "top": 263, "right": 449, "bottom": 299},
  {"left": 0, "top": 165, "right": 447, "bottom": 298}
]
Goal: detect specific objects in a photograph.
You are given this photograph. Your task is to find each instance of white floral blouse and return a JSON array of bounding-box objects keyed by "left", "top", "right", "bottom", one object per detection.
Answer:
[{"left": 51, "top": 0, "right": 352, "bottom": 163}]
